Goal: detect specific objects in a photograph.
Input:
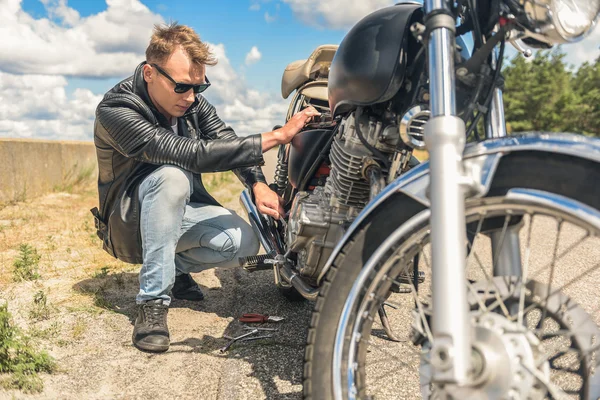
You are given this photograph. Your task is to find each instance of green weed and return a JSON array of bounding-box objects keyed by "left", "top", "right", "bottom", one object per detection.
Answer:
[
  {"left": 29, "top": 291, "right": 53, "bottom": 321},
  {"left": 93, "top": 265, "right": 110, "bottom": 278},
  {"left": 0, "top": 303, "right": 55, "bottom": 393},
  {"left": 12, "top": 244, "right": 41, "bottom": 282}
]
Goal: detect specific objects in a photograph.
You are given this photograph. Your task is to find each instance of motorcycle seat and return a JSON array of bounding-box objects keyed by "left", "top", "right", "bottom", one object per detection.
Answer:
[{"left": 281, "top": 44, "right": 338, "bottom": 99}]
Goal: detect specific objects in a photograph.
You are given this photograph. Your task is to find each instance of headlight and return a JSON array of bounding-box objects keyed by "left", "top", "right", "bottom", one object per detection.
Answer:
[
  {"left": 553, "top": 0, "right": 600, "bottom": 40},
  {"left": 521, "top": 0, "right": 600, "bottom": 43}
]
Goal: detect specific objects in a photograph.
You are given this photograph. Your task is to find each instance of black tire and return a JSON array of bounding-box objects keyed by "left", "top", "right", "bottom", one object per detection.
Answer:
[{"left": 303, "top": 151, "right": 600, "bottom": 399}]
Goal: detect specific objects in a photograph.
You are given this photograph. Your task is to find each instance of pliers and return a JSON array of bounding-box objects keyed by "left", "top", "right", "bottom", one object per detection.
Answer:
[{"left": 239, "top": 313, "right": 285, "bottom": 323}]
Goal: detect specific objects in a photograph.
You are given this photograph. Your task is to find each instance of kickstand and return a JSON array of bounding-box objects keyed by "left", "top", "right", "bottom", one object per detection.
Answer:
[{"left": 378, "top": 301, "right": 403, "bottom": 342}]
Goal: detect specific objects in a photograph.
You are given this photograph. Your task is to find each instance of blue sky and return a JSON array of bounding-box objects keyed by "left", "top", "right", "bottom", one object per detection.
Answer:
[
  {"left": 20, "top": 0, "right": 348, "bottom": 95},
  {"left": 1, "top": 0, "right": 599, "bottom": 141}
]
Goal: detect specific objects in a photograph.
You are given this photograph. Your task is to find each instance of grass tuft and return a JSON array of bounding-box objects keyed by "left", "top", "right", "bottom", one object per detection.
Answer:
[
  {"left": 0, "top": 302, "right": 55, "bottom": 393},
  {"left": 12, "top": 244, "right": 41, "bottom": 282}
]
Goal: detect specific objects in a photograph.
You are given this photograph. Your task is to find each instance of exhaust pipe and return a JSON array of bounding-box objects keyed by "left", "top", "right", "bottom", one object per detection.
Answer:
[
  {"left": 239, "top": 189, "right": 319, "bottom": 301},
  {"left": 240, "top": 189, "right": 280, "bottom": 254},
  {"left": 279, "top": 264, "right": 319, "bottom": 301}
]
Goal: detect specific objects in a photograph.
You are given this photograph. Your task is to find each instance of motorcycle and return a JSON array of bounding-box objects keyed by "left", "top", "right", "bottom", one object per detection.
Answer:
[{"left": 240, "top": 0, "right": 600, "bottom": 398}]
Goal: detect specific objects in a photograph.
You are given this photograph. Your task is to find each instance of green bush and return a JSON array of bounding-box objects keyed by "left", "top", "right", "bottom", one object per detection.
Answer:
[
  {"left": 0, "top": 303, "right": 55, "bottom": 393},
  {"left": 12, "top": 244, "right": 41, "bottom": 282}
]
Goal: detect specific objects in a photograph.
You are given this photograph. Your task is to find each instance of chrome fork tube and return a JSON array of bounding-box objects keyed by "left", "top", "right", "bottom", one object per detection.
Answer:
[
  {"left": 423, "top": 0, "right": 471, "bottom": 384},
  {"left": 486, "top": 88, "right": 507, "bottom": 138},
  {"left": 485, "top": 47, "right": 507, "bottom": 138}
]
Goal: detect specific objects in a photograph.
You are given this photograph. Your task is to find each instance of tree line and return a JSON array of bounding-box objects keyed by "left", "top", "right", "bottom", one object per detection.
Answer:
[{"left": 503, "top": 50, "right": 599, "bottom": 136}]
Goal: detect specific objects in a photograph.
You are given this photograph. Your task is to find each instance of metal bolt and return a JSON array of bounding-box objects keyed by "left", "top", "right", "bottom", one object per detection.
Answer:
[
  {"left": 457, "top": 67, "right": 468, "bottom": 77},
  {"left": 431, "top": 345, "right": 453, "bottom": 371}
]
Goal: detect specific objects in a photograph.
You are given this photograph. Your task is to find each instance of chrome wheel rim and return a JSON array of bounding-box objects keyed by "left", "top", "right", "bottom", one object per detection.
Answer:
[{"left": 333, "top": 190, "right": 600, "bottom": 400}]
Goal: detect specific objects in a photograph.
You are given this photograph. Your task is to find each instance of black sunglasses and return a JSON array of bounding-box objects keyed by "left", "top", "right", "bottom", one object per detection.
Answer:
[{"left": 151, "top": 63, "right": 211, "bottom": 94}]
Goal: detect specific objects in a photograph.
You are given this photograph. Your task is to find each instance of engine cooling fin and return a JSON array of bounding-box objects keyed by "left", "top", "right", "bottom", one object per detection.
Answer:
[{"left": 328, "top": 136, "right": 372, "bottom": 207}]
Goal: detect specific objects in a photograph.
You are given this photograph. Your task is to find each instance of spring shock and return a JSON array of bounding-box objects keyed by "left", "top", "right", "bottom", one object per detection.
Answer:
[{"left": 273, "top": 145, "right": 289, "bottom": 196}]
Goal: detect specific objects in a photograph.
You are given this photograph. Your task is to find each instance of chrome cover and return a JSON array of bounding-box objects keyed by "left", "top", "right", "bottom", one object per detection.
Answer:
[{"left": 399, "top": 105, "right": 429, "bottom": 149}]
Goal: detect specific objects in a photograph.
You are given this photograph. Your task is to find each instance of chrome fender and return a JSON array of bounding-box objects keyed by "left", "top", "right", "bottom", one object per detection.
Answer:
[{"left": 316, "top": 132, "right": 600, "bottom": 284}]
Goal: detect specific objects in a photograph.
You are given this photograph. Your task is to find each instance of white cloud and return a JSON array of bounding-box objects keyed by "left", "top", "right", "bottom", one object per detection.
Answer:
[
  {"left": 245, "top": 46, "right": 262, "bottom": 65},
  {"left": 41, "top": 0, "right": 81, "bottom": 26},
  {"left": 0, "top": 0, "right": 164, "bottom": 78},
  {"left": 0, "top": 2, "right": 287, "bottom": 140},
  {"left": 205, "top": 43, "right": 288, "bottom": 136},
  {"left": 249, "top": 3, "right": 260, "bottom": 11},
  {"left": 282, "top": 0, "right": 393, "bottom": 29},
  {"left": 264, "top": 11, "right": 277, "bottom": 23},
  {"left": 0, "top": 70, "right": 103, "bottom": 140}
]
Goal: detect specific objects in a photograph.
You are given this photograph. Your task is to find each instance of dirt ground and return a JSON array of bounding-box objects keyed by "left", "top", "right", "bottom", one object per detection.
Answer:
[{"left": 0, "top": 166, "right": 312, "bottom": 400}]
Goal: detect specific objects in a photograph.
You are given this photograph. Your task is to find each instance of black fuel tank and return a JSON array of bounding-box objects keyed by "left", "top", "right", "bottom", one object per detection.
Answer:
[
  {"left": 288, "top": 128, "right": 334, "bottom": 190},
  {"left": 328, "top": 3, "right": 422, "bottom": 115}
]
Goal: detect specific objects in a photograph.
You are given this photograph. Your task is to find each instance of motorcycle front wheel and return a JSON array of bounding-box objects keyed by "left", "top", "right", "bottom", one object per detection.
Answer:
[{"left": 304, "top": 151, "right": 600, "bottom": 399}]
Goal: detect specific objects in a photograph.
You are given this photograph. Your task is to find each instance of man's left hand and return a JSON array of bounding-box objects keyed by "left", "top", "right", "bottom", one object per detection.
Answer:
[{"left": 252, "top": 182, "right": 285, "bottom": 220}]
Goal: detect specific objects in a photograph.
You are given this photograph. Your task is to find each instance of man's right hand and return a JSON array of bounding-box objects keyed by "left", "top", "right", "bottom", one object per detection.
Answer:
[
  {"left": 275, "top": 106, "right": 321, "bottom": 144},
  {"left": 261, "top": 106, "right": 321, "bottom": 152}
]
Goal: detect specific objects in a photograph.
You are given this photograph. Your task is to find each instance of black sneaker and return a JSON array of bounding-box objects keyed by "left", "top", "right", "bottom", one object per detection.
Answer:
[
  {"left": 172, "top": 273, "right": 205, "bottom": 301},
  {"left": 132, "top": 299, "right": 170, "bottom": 352}
]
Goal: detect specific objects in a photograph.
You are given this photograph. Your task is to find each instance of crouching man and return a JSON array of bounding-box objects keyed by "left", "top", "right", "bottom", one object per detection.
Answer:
[{"left": 91, "top": 22, "right": 318, "bottom": 352}]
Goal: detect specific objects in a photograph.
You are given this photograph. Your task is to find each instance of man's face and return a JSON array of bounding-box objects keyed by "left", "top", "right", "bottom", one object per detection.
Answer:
[{"left": 143, "top": 46, "right": 206, "bottom": 120}]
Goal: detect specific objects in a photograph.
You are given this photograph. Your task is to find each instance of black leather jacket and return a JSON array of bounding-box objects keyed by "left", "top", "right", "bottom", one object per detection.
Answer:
[{"left": 91, "top": 61, "right": 266, "bottom": 264}]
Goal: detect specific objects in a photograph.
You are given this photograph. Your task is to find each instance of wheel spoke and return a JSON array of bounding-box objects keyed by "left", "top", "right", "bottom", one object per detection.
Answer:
[
  {"left": 521, "top": 362, "right": 572, "bottom": 400},
  {"left": 387, "top": 275, "right": 434, "bottom": 344},
  {"left": 472, "top": 251, "right": 512, "bottom": 318},
  {"left": 491, "top": 214, "right": 511, "bottom": 273},
  {"left": 530, "top": 232, "right": 590, "bottom": 278},
  {"left": 540, "top": 220, "right": 563, "bottom": 333},
  {"left": 518, "top": 214, "right": 535, "bottom": 326},
  {"left": 519, "top": 262, "right": 600, "bottom": 318}
]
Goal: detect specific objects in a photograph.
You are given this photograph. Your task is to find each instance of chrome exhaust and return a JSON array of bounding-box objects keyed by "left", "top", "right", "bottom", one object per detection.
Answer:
[
  {"left": 239, "top": 189, "right": 279, "bottom": 254},
  {"left": 239, "top": 189, "right": 319, "bottom": 301},
  {"left": 279, "top": 263, "right": 319, "bottom": 301}
]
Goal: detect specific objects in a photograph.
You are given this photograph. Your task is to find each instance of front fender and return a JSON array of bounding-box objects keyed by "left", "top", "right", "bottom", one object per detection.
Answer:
[{"left": 316, "top": 132, "right": 600, "bottom": 284}]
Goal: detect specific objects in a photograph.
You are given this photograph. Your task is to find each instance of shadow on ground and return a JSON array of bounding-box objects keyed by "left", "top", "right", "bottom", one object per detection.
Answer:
[{"left": 74, "top": 265, "right": 312, "bottom": 399}]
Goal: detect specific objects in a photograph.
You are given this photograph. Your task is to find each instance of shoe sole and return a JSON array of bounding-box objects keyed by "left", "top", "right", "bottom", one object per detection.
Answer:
[{"left": 132, "top": 335, "right": 169, "bottom": 353}]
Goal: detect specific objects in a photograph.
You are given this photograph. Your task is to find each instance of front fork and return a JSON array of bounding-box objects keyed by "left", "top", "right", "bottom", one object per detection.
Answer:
[
  {"left": 424, "top": 0, "right": 521, "bottom": 386},
  {"left": 423, "top": 0, "right": 471, "bottom": 383}
]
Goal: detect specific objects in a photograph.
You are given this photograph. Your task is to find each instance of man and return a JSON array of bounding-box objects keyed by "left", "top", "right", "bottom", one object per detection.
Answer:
[{"left": 91, "top": 22, "right": 319, "bottom": 353}]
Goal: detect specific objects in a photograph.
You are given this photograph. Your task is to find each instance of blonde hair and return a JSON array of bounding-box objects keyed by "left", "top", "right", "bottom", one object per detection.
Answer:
[{"left": 146, "top": 22, "right": 217, "bottom": 67}]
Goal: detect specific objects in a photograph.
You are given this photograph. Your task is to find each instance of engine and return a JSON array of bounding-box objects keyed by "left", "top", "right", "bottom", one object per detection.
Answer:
[{"left": 287, "top": 110, "right": 409, "bottom": 282}]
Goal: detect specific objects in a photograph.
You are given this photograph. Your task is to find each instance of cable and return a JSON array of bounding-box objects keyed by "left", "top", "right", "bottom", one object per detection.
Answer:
[
  {"left": 466, "top": 38, "right": 506, "bottom": 139},
  {"left": 467, "top": 0, "right": 484, "bottom": 49}
]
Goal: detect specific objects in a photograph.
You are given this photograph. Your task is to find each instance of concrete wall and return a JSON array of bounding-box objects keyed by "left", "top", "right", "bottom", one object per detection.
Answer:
[{"left": 0, "top": 139, "right": 97, "bottom": 204}]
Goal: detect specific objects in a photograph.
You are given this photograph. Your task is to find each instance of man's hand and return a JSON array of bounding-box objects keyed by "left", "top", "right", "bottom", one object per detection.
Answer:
[
  {"left": 252, "top": 182, "right": 285, "bottom": 220},
  {"left": 275, "top": 106, "right": 321, "bottom": 144},
  {"left": 261, "top": 106, "right": 321, "bottom": 152}
]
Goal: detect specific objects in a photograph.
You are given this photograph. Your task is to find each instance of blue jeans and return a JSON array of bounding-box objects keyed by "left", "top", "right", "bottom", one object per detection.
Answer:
[{"left": 136, "top": 165, "right": 260, "bottom": 305}]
